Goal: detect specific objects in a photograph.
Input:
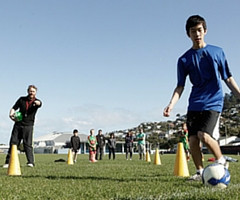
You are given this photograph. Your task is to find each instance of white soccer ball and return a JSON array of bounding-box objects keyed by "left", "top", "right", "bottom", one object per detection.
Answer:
[{"left": 202, "top": 163, "right": 230, "bottom": 189}]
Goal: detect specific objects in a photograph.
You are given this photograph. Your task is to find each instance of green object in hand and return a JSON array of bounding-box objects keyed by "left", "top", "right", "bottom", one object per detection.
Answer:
[{"left": 14, "top": 112, "right": 23, "bottom": 121}]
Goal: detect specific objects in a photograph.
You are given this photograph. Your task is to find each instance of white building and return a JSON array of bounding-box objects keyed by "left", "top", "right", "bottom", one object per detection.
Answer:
[{"left": 34, "top": 132, "right": 88, "bottom": 154}]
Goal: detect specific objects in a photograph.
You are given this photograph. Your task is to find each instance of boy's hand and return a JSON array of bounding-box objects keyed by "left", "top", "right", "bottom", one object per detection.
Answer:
[{"left": 163, "top": 106, "right": 172, "bottom": 117}]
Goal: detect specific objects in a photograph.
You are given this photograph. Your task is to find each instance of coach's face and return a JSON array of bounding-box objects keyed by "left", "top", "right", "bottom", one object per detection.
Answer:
[{"left": 28, "top": 87, "right": 37, "bottom": 100}]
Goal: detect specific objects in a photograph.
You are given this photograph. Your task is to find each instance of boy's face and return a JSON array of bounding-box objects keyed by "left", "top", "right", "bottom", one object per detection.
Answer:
[{"left": 189, "top": 23, "right": 207, "bottom": 49}]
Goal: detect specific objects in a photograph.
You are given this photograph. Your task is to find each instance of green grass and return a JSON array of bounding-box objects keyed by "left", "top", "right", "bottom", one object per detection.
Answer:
[{"left": 0, "top": 153, "right": 239, "bottom": 200}]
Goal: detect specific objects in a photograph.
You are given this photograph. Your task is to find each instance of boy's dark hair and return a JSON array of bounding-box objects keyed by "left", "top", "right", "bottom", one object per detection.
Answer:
[
  {"left": 73, "top": 129, "right": 78, "bottom": 134},
  {"left": 186, "top": 15, "right": 207, "bottom": 37},
  {"left": 110, "top": 133, "right": 115, "bottom": 137}
]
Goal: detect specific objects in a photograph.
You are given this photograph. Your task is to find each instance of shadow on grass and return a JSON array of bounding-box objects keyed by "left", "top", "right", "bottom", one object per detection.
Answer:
[{"left": 21, "top": 174, "right": 169, "bottom": 183}]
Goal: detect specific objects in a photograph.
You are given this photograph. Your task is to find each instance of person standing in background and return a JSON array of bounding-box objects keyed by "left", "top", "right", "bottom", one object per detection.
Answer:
[
  {"left": 70, "top": 129, "right": 81, "bottom": 163},
  {"left": 136, "top": 128, "right": 145, "bottom": 160},
  {"left": 108, "top": 133, "right": 116, "bottom": 160},
  {"left": 179, "top": 123, "right": 190, "bottom": 161},
  {"left": 96, "top": 129, "right": 105, "bottom": 160},
  {"left": 88, "top": 129, "right": 97, "bottom": 163},
  {"left": 125, "top": 131, "right": 133, "bottom": 160}
]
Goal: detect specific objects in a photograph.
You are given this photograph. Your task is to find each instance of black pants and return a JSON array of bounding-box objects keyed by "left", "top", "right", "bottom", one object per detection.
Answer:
[
  {"left": 5, "top": 124, "right": 34, "bottom": 165},
  {"left": 109, "top": 148, "right": 115, "bottom": 160},
  {"left": 96, "top": 146, "right": 104, "bottom": 160},
  {"left": 126, "top": 146, "right": 133, "bottom": 159}
]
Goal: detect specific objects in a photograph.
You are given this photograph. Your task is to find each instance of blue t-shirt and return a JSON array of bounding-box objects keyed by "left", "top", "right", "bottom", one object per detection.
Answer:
[{"left": 177, "top": 44, "right": 232, "bottom": 112}]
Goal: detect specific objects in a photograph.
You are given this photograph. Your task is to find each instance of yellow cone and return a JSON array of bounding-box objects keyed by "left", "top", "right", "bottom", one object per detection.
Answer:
[
  {"left": 154, "top": 148, "right": 161, "bottom": 165},
  {"left": 174, "top": 142, "right": 189, "bottom": 177},
  {"left": 7, "top": 144, "right": 21, "bottom": 176},
  {"left": 146, "top": 151, "right": 151, "bottom": 162},
  {"left": 67, "top": 149, "right": 74, "bottom": 165}
]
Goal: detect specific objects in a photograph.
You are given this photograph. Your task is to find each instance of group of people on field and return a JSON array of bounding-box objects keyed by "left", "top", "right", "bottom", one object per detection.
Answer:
[
  {"left": 70, "top": 129, "right": 116, "bottom": 163},
  {"left": 69, "top": 127, "right": 147, "bottom": 163},
  {"left": 3, "top": 14, "right": 240, "bottom": 183}
]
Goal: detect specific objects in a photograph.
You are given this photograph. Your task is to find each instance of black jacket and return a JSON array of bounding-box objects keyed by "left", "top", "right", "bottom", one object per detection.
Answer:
[
  {"left": 96, "top": 134, "right": 105, "bottom": 148},
  {"left": 70, "top": 135, "right": 81, "bottom": 151},
  {"left": 108, "top": 138, "right": 116, "bottom": 149},
  {"left": 13, "top": 96, "right": 42, "bottom": 126},
  {"left": 125, "top": 135, "right": 133, "bottom": 148}
]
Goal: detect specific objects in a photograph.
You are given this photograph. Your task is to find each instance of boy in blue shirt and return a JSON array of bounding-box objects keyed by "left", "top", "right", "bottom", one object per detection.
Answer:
[{"left": 163, "top": 15, "right": 240, "bottom": 180}]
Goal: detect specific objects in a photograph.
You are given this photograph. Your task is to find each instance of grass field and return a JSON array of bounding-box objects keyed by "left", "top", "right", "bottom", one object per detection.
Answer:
[{"left": 0, "top": 153, "right": 239, "bottom": 200}]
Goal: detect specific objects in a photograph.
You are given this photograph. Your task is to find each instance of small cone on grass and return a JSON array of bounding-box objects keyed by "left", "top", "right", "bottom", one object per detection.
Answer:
[
  {"left": 174, "top": 142, "right": 190, "bottom": 177},
  {"left": 146, "top": 151, "right": 151, "bottom": 162},
  {"left": 67, "top": 149, "right": 74, "bottom": 165},
  {"left": 154, "top": 148, "right": 161, "bottom": 165},
  {"left": 7, "top": 144, "right": 21, "bottom": 176}
]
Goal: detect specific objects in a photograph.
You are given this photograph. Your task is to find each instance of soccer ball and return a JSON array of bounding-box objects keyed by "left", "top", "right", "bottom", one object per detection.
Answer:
[
  {"left": 14, "top": 111, "right": 23, "bottom": 121},
  {"left": 202, "top": 163, "right": 230, "bottom": 189}
]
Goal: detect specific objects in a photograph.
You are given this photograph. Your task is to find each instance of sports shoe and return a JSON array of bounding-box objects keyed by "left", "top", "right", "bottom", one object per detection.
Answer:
[
  {"left": 216, "top": 160, "right": 229, "bottom": 169},
  {"left": 224, "top": 161, "right": 229, "bottom": 169},
  {"left": 188, "top": 172, "right": 202, "bottom": 181},
  {"left": 27, "top": 163, "right": 34, "bottom": 167},
  {"left": 224, "top": 156, "right": 238, "bottom": 163},
  {"left": 3, "top": 164, "right": 9, "bottom": 168}
]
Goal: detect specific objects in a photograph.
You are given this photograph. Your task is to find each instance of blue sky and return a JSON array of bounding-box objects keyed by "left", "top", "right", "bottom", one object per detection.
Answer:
[{"left": 1, "top": 0, "right": 240, "bottom": 144}]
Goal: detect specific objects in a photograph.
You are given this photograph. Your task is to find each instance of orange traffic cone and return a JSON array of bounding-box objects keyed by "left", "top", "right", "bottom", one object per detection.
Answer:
[
  {"left": 174, "top": 142, "right": 189, "bottom": 177},
  {"left": 146, "top": 151, "right": 151, "bottom": 162},
  {"left": 154, "top": 148, "right": 161, "bottom": 165},
  {"left": 67, "top": 149, "right": 74, "bottom": 165},
  {"left": 7, "top": 145, "right": 21, "bottom": 176}
]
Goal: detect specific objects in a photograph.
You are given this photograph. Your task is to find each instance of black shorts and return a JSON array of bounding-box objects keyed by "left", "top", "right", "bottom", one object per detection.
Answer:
[{"left": 186, "top": 110, "right": 220, "bottom": 139}]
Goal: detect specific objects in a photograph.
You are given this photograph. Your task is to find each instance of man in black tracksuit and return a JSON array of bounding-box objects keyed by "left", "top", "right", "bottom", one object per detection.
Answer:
[
  {"left": 4, "top": 85, "right": 42, "bottom": 168},
  {"left": 95, "top": 129, "right": 105, "bottom": 160}
]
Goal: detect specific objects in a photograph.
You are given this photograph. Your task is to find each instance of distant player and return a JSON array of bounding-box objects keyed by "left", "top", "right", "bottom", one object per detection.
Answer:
[
  {"left": 88, "top": 129, "right": 97, "bottom": 162},
  {"left": 163, "top": 15, "right": 240, "bottom": 181},
  {"left": 136, "top": 128, "right": 145, "bottom": 160},
  {"left": 70, "top": 129, "right": 81, "bottom": 163},
  {"left": 125, "top": 131, "right": 134, "bottom": 160},
  {"left": 96, "top": 129, "right": 105, "bottom": 160},
  {"left": 179, "top": 123, "right": 190, "bottom": 161}
]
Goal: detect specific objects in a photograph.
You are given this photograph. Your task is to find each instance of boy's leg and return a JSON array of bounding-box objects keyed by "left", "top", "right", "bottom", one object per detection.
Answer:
[
  {"left": 130, "top": 147, "right": 132, "bottom": 159},
  {"left": 95, "top": 147, "right": 98, "bottom": 160},
  {"left": 189, "top": 135, "right": 203, "bottom": 170},
  {"left": 99, "top": 147, "right": 103, "bottom": 160},
  {"left": 113, "top": 148, "right": 115, "bottom": 160},
  {"left": 73, "top": 152, "right": 77, "bottom": 162},
  {"left": 198, "top": 131, "right": 222, "bottom": 159},
  {"left": 142, "top": 144, "right": 146, "bottom": 160},
  {"left": 109, "top": 149, "right": 111, "bottom": 159},
  {"left": 138, "top": 144, "right": 141, "bottom": 159}
]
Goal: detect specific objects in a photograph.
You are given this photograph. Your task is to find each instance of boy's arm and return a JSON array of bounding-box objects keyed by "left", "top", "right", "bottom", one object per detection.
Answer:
[
  {"left": 225, "top": 77, "right": 240, "bottom": 99},
  {"left": 163, "top": 86, "right": 184, "bottom": 117}
]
